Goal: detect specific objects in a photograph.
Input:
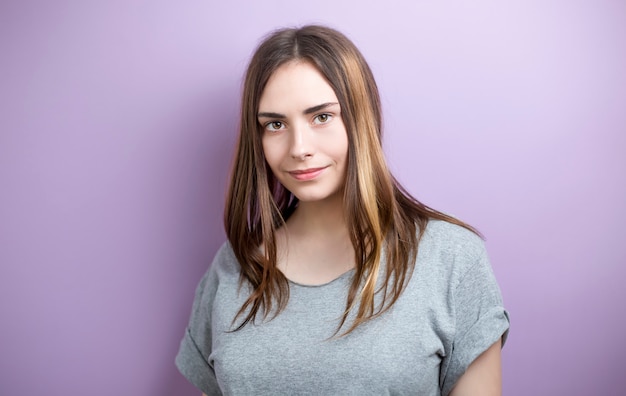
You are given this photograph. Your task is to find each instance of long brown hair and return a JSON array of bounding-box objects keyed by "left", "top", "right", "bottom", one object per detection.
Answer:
[{"left": 224, "top": 25, "right": 478, "bottom": 336}]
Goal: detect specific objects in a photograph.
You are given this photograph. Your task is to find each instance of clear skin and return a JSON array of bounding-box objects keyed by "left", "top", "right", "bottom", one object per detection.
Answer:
[
  {"left": 202, "top": 61, "right": 502, "bottom": 395},
  {"left": 259, "top": 61, "right": 349, "bottom": 207}
]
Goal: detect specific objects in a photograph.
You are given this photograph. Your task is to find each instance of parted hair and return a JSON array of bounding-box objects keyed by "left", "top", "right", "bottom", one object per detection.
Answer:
[{"left": 224, "top": 25, "right": 477, "bottom": 336}]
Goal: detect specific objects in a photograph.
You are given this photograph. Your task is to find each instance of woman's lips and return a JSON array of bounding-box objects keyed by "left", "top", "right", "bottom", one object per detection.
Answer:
[{"left": 288, "top": 167, "right": 327, "bottom": 181}]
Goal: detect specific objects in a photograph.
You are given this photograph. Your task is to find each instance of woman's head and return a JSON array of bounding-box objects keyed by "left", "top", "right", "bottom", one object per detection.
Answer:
[{"left": 232, "top": 25, "right": 390, "bottom": 222}]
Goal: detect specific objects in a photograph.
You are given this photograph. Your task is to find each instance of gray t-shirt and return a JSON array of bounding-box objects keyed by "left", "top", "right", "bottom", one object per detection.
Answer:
[{"left": 175, "top": 220, "right": 510, "bottom": 395}]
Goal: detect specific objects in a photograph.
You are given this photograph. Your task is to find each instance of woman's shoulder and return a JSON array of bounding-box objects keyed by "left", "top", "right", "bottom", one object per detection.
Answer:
[
  {"left": 208, "top": 241, "right": 241, "bottom": 280},
  {"left": 422, "top": 219, "right": 485, "bottom": 253},
  {"left": 416, "top": 219, "right": 489, "bottom": 280}
]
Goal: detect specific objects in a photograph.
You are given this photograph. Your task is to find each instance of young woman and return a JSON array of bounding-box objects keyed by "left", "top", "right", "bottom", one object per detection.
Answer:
[{"left": 176, "top": 25, "right": 509, "bottom": 396}]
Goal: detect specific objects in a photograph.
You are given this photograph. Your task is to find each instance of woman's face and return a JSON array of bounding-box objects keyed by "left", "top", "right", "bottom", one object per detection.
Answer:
[{"left": 258, "top": 61, "right": 349, "bottom": 204}]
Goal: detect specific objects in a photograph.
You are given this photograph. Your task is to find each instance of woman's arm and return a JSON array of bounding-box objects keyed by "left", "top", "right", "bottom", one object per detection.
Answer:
[{"left": 449, "top": 339, "right": 503, "bottom": 396}]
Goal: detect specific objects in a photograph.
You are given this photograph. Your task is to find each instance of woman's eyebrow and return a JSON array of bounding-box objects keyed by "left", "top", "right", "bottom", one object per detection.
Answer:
[
  {"left": 257, "top": 102, "right": 339, "bottom": 119},
  {"left": 257, "top": 111, "right": 285, "bottom": 119},
  {"left": 303, "top": 102, "right": 339, "bottom": 115}
]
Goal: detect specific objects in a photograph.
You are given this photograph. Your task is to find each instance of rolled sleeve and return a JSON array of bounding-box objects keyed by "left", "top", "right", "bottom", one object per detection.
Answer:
[
  {"left": 175, "top": 255, "right": 223, "bottom": 396},
  {"left": 175, "top": 329, "right": 221, "bottom": 395},
  {"left": 441, "top": 245, "right": 510, "bottom": 396}
]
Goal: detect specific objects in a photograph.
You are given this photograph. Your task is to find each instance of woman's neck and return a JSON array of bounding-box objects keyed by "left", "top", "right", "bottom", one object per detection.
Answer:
[
  {"left": 276, "top": 193, "right": 355, "bottom": 285},
  {"left": 286, "top": 193, "right": 348, "bottom": 240}
]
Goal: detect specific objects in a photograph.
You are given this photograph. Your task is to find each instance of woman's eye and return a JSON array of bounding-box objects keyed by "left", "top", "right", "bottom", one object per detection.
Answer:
[
  {"left": 313, "top": 114, "right": 332, "bottom": 124},
  {"left": 266, "top": 121, "right": 284, "bottom": 131}
]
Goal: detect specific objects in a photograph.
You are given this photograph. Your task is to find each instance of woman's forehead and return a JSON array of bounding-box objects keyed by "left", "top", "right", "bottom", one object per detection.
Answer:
[{"left": 258, "top": 61, "right": 338, "bottom": 114}]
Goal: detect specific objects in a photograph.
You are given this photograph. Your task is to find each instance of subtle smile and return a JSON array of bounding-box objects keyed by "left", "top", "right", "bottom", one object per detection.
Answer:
[{"left": 288, "top": 167, "right": 328, "bottom": 181}]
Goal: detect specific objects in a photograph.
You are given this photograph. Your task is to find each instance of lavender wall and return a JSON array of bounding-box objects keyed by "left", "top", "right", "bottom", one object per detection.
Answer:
[{"left": 1, "top": 1, "right": 624, "bottom": 395}]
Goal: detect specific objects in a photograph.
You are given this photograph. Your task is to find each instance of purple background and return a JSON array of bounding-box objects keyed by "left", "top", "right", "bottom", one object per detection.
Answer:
[{"left": 1, "top": 1, "right": 624, "bottom": 395}]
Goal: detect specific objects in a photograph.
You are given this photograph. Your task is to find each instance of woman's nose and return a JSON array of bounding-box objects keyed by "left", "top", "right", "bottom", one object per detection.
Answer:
[{"left": 289, "top": 124, "right": 314, "bottom": 160}]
